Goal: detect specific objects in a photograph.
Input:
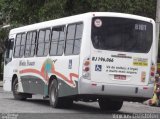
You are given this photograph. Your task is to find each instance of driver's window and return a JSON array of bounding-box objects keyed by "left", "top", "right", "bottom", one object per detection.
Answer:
[{"left": 5, "top": 39, "right": 14, "bottom": 64}]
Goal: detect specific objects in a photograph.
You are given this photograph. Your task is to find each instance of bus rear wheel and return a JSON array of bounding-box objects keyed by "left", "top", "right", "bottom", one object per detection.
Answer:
[
  {"left": 98, "top": 98, "right": 123, "bottom": 111},
  {"left": 49, "top": 79, "right": 73, "bottom": 108},
  {"left": 12, "top": 78, "right": 31, "bottom": 100}
]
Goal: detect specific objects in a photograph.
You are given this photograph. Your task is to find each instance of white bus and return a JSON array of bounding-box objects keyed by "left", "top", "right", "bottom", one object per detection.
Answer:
[{"left": 3, "top": 12, "right": 156, "bottom": 111}]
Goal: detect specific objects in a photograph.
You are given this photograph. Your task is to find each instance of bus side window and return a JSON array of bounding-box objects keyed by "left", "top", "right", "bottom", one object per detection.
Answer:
[
  {"left": 65, "top": 24, "right": 76, "bottom": 55},
  {"left": 14, "top": 33, "right": 26, "bottom": 58},
  {"left": 73, "top": 23, "right": 83, "bottom": 54},
  {"left": 30, "top": 32, "right": 37, "bottom": 56},
  {"left": 5, "top": 39, "right": 14, "bottom": 64},
  {"left": 50, "top": 26, "right": 65, "bottom": 56},
  {"left": 65, "top": 22, "right": 83, "bottom": 55},
  {"left": 19, "top": 33, "right": 26, "bottom": 57},
  {"left": 25, "top": 32, "right": 32, "bottom": 57},
  {"left": 37, "top": 30, "right": 45, "bottom": 56},
  {"left": 37, "top": 29, "right": 51, "bottom": 56},
  {"left": 44, "top": 29, "right": 51, "bottom": 56},
  {"left": 14, "top": 34, "right": 21, "bottom": 58},
  {"left": 25, "top": 31, "right": 37, "bottom": 57}
]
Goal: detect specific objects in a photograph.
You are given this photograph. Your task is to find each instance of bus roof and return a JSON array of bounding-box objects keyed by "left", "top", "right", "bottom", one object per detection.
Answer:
[{"left": 10, "top": 12, "right": 154, "bottom": 35}]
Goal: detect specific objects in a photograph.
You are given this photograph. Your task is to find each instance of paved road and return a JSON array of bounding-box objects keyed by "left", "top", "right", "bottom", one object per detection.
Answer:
[{"left": 0, "top": 87, "right": 159, "bottom": 119}]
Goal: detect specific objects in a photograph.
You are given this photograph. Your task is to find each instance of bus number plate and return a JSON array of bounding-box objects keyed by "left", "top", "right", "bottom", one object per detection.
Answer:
[{"left": 114, "top": 75, "right": 126, "bottom": 80}]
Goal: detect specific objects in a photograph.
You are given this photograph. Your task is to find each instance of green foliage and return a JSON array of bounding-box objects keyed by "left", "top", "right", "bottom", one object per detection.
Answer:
[
  {"left": 39, "top": 0, "right": 67, "bottom": 21},
  {"left": 0, "top": 0, "right": 157, "bottom": 26}
]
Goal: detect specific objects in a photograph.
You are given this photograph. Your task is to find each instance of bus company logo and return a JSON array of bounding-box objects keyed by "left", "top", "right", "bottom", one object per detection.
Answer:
[{"left": 95, "top": 65, "right": 102, "bottom": 71}]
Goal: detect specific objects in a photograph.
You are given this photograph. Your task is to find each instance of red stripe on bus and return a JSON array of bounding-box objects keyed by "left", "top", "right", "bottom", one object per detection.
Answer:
[
  {"left": 19, "top": 69, "right": 48, "bottom": 81},
  {"left": 19, "top": 64, "right": 78, "bottom": 87}
]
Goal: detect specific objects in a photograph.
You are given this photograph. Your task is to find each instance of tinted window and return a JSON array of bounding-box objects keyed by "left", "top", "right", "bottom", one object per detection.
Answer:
[
  {"left": 65, "top": 23, "right": 83, "bottom": 55},
  {"left": 91, "top": 17, "right": 153, "bottom": 53},
  {"left": 19, "top": 34, "right": 26, "bottom": 57},
  {"left": 5, "top": 39, "right": 14, "bottom": 59},
  {"left": 31, "top": 32, "right": 37, "bottom": 56},
  {"left": 14, "top": 33, "right": 26, "bottom": 58},
  {"left": 15, "top": 34, "right": 21, "bottom": 45},
  {"left": 37, "top": 29, "right": 51, "bottom": 56},
  {"left": 25, "top": 31, "right": 37, "bottom": 57},
  {"left": 50, "top": 26, "right": 65, "bottom": 56}
]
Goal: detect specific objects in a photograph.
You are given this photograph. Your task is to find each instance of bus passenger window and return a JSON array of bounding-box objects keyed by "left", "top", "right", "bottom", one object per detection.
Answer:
[
  {"left": 14, "top": 34, "right": 21, "bottom": 57},
  {"left": 14, "top": 33, "right": 26, "bottom": 58},
  {"left": 44, "top": 30, "right": 51, "bottom": 56},
  {"left": 25, "top": 31, "right": 37, "bottom": 57},
  {"left": 65, "top": 24, "right": 76, "bottom": 55},
  {"left": 25, "top": 32, "right": 32, "bottom": 57},
  {"left": 30, "top": 32, "right": 37, "bottom": 56},
  {"left": 37, "top": 29, "right": 51, "bottom": 56},
  {"left": 19, "top": 33, "right": 26, "bottom": 57},
  {"left": 65, "top": 23, "right": 83, "bottom": 55},
  {"left": 50, "top": 26, "right": 65, "bottom": 56},
  {"left": 73, "top": 23, "right": 83, "bottom": 54}
]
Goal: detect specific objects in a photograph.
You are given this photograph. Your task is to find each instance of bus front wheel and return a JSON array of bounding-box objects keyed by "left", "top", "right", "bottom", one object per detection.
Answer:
[
  {"left": 49, "top": 79, "right": 73, "bottom": 108},
  {"left": 98, "top": 98, "right": 123, "bottom": 111}
]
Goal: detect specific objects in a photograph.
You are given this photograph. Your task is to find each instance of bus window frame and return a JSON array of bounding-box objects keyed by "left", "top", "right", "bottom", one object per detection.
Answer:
[
  {"left": 4, "top": 38, "right": 14, "bottom": 65},
  {"left": 13, "top": 32, "right": 26, "bottom": 58},
  {"left": 36, "top": 28, "right": 51, "bottom": 57},
  {"left": 64, "top": 22, "right": 83, "bottom": 56},
  {"left": 49, "top": 25, "right": 66, "bottom": 56},
  {"left": 24, "top": 30, "right": 37, "bottom": 58}
]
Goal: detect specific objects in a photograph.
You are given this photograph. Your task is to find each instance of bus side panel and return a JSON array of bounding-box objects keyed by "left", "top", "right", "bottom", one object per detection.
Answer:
[
  {"left": 21, "top": 75, "right": 46, "bottom": 95},
  {"left": 18, "top": 56, "right": 79, "bottom": 97},
  {"left": 58, "top": 79, "right": 78, "bottom": 97},
  {"left": 3, "top": 59, "right": 19, "bottom": 92},
  {"left": 78, "top": 17, "right": 92, "bottom": 94},
  {"left": 19, "top": 57, "right": 47, "bottom": 95},
  {"left": 54, "top": 56, "right": 79, "bottom": 97}
]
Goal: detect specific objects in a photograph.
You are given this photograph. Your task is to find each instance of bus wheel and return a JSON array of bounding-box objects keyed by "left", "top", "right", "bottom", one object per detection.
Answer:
[
  {"left": 49, "top": 79, "right": 73, "bottom": 108},
  {"left": 12, "top": 78, "right": 27, "bottom": 100},
  {"left": 98, "top": 99, "right": 123, "bottom": 111}
]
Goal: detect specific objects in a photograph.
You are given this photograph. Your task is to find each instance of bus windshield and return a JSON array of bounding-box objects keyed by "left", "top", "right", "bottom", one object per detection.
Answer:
[{"left": 91, "top": 17, "right": 153, "bottom": 53}]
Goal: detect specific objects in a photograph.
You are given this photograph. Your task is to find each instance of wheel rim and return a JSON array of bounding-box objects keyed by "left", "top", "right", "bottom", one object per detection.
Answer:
[
  {"left": 51, "top": 85, "right": 57, "bottom": 103},
  {"left": 14, "top": 83, "right": 18, "bottom": 94}
]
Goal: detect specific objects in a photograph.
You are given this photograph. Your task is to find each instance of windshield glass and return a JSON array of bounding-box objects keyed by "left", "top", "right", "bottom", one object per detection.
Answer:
[{"left": 91, "top": 17, "right": 153, "bottom": 53}]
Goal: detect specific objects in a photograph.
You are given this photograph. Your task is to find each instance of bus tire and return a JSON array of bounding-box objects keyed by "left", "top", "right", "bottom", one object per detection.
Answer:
[
  {"left": 98, "top": 99, "right": 123, "bottom": 111},
  {"left": 12, "top": 78, "right": 27, "bottom": 100},
  {"left": 49, "top": 79, "right": 73, "bottom": 108}
]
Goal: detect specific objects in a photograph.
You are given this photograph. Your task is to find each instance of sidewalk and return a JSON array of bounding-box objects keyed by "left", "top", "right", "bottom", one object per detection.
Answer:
[{"left": 0, "top": 81, "right": 3, "bottom": 87}]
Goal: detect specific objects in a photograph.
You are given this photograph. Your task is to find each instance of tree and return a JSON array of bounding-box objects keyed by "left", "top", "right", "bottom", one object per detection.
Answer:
[{"left": 0, "top": 0, "right": 157, "bottom": 27}]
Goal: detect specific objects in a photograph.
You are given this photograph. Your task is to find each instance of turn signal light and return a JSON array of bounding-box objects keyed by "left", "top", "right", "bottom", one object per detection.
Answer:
[
  {"left": 84, "top": 67, "right": 90, "bottom": 72},
  {"left": 84, "top": 61, "right": 90, "bottom": 66},
  {"left": 149, "top": 64, "right": 156, "bottom": 84},
  {"left": 150, "top": 72, "right": 155, "bottom": 77},
  {"left": 82, "top": 57, "right": 90, "bottom": 79}
]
